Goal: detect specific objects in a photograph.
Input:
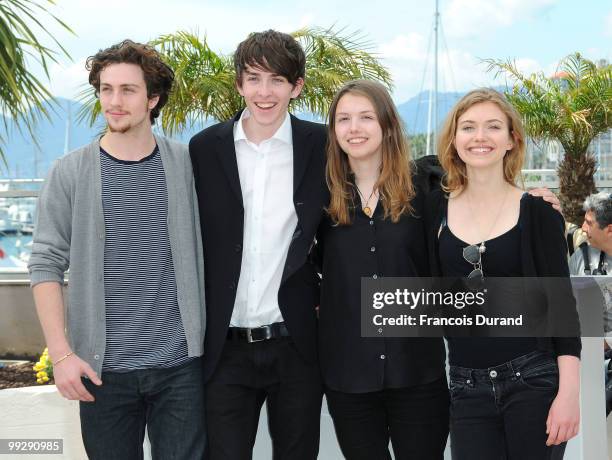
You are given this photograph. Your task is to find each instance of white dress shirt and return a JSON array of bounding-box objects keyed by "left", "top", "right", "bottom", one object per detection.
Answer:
[{"left": 230, "top": 109, "right": 297, "bottom": 327}]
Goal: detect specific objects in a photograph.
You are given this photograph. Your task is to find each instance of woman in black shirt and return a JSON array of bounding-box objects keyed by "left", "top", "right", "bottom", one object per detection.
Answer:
[
  {"left": 428, "top": 88, "right": 580, "bottom": 459},
  {"left": 318, "top": 79, "right": 449, "bottom": 459}
]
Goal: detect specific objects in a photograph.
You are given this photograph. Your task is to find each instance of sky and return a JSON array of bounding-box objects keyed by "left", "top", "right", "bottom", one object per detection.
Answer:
[{"left": 31, "top": 0, "right": 612, "bottom": 104}]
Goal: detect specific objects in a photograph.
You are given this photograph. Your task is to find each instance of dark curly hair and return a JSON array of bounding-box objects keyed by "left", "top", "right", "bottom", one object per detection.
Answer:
[
  {"left": 86, "top": 40, "right": 174, "bottom": 124},
  {"left": 234, "top": 30, "right": 305, "bottom": 86}
]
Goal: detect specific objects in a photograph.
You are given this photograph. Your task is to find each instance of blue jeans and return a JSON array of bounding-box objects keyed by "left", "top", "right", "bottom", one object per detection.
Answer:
[
  {"left": 80, "top": 358, "right": 205, "bottom": 460},
  {"left": 449, "top": 351, "right": 566, "bottom": 460}
]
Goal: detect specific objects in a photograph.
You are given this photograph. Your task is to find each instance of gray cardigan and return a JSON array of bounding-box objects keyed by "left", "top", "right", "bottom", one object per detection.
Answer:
[{"left": 28, "top": 136, "right": 205, "bottom": 376}]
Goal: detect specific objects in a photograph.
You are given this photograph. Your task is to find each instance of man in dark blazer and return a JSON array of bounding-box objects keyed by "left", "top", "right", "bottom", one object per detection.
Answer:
[{"left": 189, "top": 30, "right": 328, "bottom": 459}]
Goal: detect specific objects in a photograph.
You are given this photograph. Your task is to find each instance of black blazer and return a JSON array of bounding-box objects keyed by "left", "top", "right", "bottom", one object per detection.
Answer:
[{"left": 189, "top": 112, "right": 329, "bottom": 381}]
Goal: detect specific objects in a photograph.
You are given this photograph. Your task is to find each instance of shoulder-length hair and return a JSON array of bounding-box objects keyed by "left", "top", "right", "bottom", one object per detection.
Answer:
[
  {"left": 437, "top": 88, "right": 525, "bottom": 193},
  {"left": 326, "top": 79, "right": 415, "bottom": 225}
]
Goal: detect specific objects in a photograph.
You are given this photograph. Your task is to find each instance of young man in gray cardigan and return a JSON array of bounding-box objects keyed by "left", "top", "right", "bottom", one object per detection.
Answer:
[{"left": 28, "top": 40, "right": 206, "bottom": 459}]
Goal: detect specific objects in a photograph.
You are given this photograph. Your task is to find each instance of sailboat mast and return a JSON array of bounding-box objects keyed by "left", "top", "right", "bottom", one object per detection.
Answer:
[
  {"left": 425, "top": 0, "right": 441, "bottom": 157},
  {"left": 64, "top": 100, "right": 71, "bottom": 155},
  {"left": 433, "top": 0, "right": 439, "bottom": 150}
]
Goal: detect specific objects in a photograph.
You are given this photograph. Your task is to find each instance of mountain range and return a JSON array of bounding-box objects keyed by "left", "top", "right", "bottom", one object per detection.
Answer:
[{"left": 1, "top": 91, "right": 467, "bottom": 178}]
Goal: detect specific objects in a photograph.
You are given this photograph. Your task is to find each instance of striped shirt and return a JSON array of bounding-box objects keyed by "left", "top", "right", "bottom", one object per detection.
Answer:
[{"left": 100, "top": 146, "right": 190, "bottom": 371}]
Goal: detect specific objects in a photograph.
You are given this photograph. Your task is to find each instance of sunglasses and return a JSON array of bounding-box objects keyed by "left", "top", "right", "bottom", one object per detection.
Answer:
[{"left": 462, "top": 244, "right": 485, "bottom": 289}]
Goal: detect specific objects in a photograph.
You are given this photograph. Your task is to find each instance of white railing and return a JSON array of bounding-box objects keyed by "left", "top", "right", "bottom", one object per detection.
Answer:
[
  {"left": 522, "top": 169, "right": 612, "bottom": 190},
  {"left": 0, "top": 179, "right": 44, "bottom": 198}
]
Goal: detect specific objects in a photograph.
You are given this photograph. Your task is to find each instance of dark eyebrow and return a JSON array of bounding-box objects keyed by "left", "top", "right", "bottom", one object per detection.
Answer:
[
  {"left": 245, "top": 70, "right": 286, "bottom": 79},
  {"left": 100, "top": 83, "right": 140, "bottom": 89}
]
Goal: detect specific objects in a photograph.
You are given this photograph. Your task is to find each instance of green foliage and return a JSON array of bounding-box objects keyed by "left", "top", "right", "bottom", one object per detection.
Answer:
[
  {"left": 485, "top": 53, "right": 612, "bottom": 224},
  {"left": 484, "top": 53, "right": 612, "bottom": 158},
  {"left": 152, "top": 31, "right": 240, "bottom": 132},
  {"left": 409, "top": 133, "right": 433, "bottom": 159},
  {"left": 0, "top": 0, "right": 73, "bottom": 165},
  {"left": 79, "top": 27, "right": 392, "bottom": 135},
  {"left": 292, "top": 26, "right": 392, "bottom": 121}
]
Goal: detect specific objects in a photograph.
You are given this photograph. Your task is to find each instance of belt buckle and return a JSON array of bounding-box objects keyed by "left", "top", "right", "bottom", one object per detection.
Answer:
[{"left": 246, "top": 325, "right": 271, "bottom": 343}]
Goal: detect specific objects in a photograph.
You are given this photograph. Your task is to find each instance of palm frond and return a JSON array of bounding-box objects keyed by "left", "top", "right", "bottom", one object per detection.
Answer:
[
  {"left": 558, "top": 52, "right": 596, "bottom": 91},
  {"left": 75, "top": 84, "right": 100, "bottom": 126},
  {"left": 485, "top": 54, "right": 612, "bottom": 159},
  {"left": 137, "top": 27, "right": 391, "bottom": 132},
  {"left": 0, "top": 0, "right": 74, "bottom": 166},
  {"left": 486, "top": 52, "right": 611, "bottom": 223},
  {"left": 294, "top": 26, "right": 392, "bottom": 119},
  {"left": 151, "top": 31, "right": 238, "bottom": 133}
]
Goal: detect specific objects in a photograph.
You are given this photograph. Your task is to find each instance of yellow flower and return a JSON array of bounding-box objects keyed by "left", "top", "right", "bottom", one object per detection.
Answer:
[{"left": 33, "top": 347, "right": 55, "bottom": 383}]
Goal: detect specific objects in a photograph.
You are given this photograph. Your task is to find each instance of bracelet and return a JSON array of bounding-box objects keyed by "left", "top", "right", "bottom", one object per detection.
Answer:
[{"left": 52, "top": 352, "right": 74, "bottom": 366}]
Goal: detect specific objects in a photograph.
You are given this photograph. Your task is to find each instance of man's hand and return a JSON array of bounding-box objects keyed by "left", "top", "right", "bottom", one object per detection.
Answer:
[
  {"left": 32, "top": 283, "right": 102, "bottom": 401},
  {"left": 53, "top": 353, "right": 102, "bottom": 402},
  {"left": 529, "top": 187, "right": 561, "bottom": 213}
]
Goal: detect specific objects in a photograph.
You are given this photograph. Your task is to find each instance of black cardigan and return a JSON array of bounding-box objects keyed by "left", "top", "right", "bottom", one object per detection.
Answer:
[{"left": 424, "top": 189, "right": 581, "bottom": 358}]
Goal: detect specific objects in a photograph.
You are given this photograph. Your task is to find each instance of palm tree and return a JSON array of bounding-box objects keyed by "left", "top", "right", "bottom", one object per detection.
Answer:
[
  {"left": 0, "top": 0, "right": 73, "bottom": 166},
  {"left": 79, "top": 27, "right": 392, "bottom": 135},
  {"left": 485, "top": 53, "right": 612, "bottom": 225},
  {"left": 150, "top": 31, "right": 240, "bottom": 133}
]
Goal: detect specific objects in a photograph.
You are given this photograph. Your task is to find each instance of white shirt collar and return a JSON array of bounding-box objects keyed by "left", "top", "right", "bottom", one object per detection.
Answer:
[{"left": 234, "top": 108, "right": 293, "bottom": 145}]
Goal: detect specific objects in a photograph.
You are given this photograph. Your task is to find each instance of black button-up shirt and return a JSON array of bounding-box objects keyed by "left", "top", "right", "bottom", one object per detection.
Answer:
[{"left": 317, "top": 188, "right": 446, "bottom": 393}]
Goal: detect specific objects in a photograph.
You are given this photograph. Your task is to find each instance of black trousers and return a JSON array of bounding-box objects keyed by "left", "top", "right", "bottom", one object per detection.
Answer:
[
  {"left": 325, "top": 377, "right": 450, "bottom": 460},
  {"left": 205, "top": 337, "right": 323, "bottom": 460},
  {"left": 449, "top": 351, "right": 566, "bottom": 460}
]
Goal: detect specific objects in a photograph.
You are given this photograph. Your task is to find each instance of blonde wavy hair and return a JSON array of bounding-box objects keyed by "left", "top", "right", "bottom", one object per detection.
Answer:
[
  {"left": 326, "top": 80, "right": 415, "bottom": 225},
  {"left": 437, "top": 88, "right": 525, "bottom": 193}
]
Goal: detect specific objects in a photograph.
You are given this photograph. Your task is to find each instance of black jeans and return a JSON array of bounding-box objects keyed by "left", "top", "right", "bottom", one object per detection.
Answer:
[
  {"left": 326, "top": 377, "right": 450, "bottom": 460},
  {"left": 449, "top": 351, "right": 566, "bottom": 460},
  {"left": 205, "top": 338, "right": 323, "bottom": 460},
  {"left": 80, "top": 358, "right": 206, "bottom": 460}
]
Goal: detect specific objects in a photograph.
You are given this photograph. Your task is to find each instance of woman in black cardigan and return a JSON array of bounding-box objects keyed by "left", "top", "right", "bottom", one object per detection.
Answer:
[
  {"left": 426, "top": 88, "right": 581, "bottom": 459},
  {"left": 318, "top": 79, "right": 449, "bottom": 459}
]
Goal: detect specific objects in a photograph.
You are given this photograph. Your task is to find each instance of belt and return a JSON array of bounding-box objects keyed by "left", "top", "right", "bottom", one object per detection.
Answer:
[{"left": 227, "top": 322, "right": 290, "bottom": 343}]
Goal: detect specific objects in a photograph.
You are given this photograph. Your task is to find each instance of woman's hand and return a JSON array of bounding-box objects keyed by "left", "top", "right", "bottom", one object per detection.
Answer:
[
  {"left": 545, "top": 388, "right": 580, "bottom": 445},
  {"left": 546, "top": 355, "right": 581, "bottom": 445}
]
